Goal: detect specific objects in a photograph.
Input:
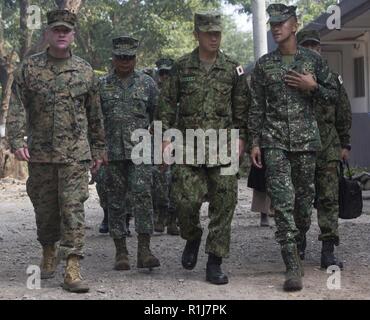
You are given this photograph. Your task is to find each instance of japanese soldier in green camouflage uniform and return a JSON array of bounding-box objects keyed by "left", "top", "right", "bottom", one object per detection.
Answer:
[
  {"left": 152, "top": 57, "right": 179, "bottom": 235},
  {"left": 249, "top": 4, "right": 338, "bottom": 291},
  {"left": 6, "top": 10, "right": 106, "bottom": 293},
  {"left": 99, "top": 36, "right": 160, "bottom": 271},
  {"left": 296, "top": 29, "right": 352, "bottom": 269},
  {"left": 158, "top": 11, "right": 250, "bottom": 285}
]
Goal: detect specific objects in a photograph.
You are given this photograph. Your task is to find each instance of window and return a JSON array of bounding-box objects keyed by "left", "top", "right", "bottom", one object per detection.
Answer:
[{"left": 354, "top": 57, "right": 365, "bottom": 98}]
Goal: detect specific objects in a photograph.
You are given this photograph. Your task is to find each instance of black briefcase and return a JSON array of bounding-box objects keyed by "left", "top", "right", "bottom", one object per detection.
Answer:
[{"left": 339, "top": 161, "right": 363, "bottom": 219}]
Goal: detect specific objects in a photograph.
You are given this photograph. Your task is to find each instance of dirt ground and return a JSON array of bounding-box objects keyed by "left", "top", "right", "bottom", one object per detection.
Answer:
[{"left": 0, "top": 177, "right": 369, "bottom": 300}]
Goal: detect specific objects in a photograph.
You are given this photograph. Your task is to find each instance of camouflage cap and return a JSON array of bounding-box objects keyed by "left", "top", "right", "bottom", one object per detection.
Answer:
[
  {"left": 194, "top": 11, "right": 222, "bottom": 32},
  {"left": 297, "top": 29, "right": 321, "bottom": 45},
  {"left": 267, "top": 4, "right": 297, "bottom": 23},
  {"left": 112, "top": 36, "right": 139, "bottom": 56},
  {"left": 155, "top": 58, "right": 174, "bottom": 71},
  {"left": 47, "top": 9, "right": 76, "bottom": 29}
]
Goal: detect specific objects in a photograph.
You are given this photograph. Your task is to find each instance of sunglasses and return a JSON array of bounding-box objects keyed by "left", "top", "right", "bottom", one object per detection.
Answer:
[{"left": 114, "top": 55, "right": 136, "bottom": 61}]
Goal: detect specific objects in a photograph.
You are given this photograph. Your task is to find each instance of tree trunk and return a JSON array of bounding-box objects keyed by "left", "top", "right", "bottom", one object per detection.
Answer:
[{"left": 19, "top": 0, "right": 33, "bottom": 60}]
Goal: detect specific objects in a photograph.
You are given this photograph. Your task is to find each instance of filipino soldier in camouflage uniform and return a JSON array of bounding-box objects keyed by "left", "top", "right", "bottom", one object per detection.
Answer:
[
  {"left": 152, "top": 57, "right": 179, "bottom": 235},
  {"left": 100, "top": 36, "right": 160, "bottom": 271},
  {"left": 158, "top": 11, "right": 250, "bottom": 285},
  {"left": 249, "top": 4, "right": 338, "bottom": 291},
  {"left": 6, "top": 10, "right": 106, "bottom": 293},
  {"left": 296, "top": 29, "right": 352, "bottom": 269}
]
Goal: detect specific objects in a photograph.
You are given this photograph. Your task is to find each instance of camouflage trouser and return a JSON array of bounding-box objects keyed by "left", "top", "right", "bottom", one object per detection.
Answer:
[
  {"left": 95, "top": 166, "right": 108, "bottom": 211},
  {"left": 27, "top": 162, "right": 89, "bottom": 258},
  {"left": 264, "top": 149, "right": 316, "bottom": 246},
  {"left": 107, "top": 160, "right": 153, "bottom": 238},
  {"left": 151, "top": 165, "right": 170, "bottom": 217},
  {"left": 172, "top": 165, "right": 237, "bottom": 257},
  {"left": 315, "top": 158, "right": 340, "bottom": 244}
]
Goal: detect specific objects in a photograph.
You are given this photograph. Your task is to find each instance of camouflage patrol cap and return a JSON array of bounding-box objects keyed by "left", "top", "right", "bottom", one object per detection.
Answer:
[
  {"left": 267, "top": 4, "right": 297, "bottom": 23},
  {"left": 155, "top": 58, "right": 174, "bottom": 71},
  {"left": 297, "top": 29, "right": 321, "bottom": 45},
  {"left": 112, "top": 36, "right": 139, "bottom": 56},
  {"left": 194, "top": 11, "right": 222, "bottom": 32},
  {"left": 47, "top": 9, "right": 76, "bottom": 29}
]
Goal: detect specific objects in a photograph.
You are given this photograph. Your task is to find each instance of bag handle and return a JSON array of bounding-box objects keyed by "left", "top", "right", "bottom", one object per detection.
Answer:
[{"left": 340, "top": 160, "right": 353, "bottom": 180}]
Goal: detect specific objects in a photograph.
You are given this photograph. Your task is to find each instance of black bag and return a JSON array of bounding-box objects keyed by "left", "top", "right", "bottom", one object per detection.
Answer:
[
  {"left": 247, "top": 151, "right": 266, "bottom": 192},
  {"left": 338, "top": 161, "right": 363, "bottom": 219}
]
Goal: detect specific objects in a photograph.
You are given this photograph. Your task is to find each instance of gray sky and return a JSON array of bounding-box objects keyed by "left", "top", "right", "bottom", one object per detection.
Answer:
[{"left": 222, "top": 2, "right": 253, "bottom": 32}]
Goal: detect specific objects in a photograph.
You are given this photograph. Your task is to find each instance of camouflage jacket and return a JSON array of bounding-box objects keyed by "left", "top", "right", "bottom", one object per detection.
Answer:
[
  {"left": 6, "top": 51, "right": 106, "bottom": 163},
  {"left": 157, "top": 47, "right": 250, "bottom": 166},
  {"left": 248, "top": 46, "right": 338, "bottom": 152},
  {"left": 316, "top": 73, "right": 352, "bottom": 162},
  {"left": 99, "top": 70, "right": 158, "bottom": 161}
]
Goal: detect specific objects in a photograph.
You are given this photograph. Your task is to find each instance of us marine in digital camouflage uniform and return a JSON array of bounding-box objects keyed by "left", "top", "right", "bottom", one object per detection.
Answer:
[
  {"left": 296, "top": 29, "right": 352, "bottom": 269},
  {"left": 158, "top": 11, "right": 250, "bottom": 285},
  {"left": 6, "top": 10, "right": 106, "bottom": 293},
  {"left": 99, "top": 36, "right": 160, "bottom": 271},
  {"left": 249, "top": 4, "right": 338, "bottom": 292},
  {"left": 152, "top": 57, "right": 179, "bottom": 235}
]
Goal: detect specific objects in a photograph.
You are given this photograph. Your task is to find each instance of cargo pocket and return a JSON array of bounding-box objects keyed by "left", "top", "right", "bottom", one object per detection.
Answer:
[
  {"left": 213, "top": 83, "right": 232, "bottom": 117},
  {"left": 179, "top": 85, "right": 199, "bottom": 116}
]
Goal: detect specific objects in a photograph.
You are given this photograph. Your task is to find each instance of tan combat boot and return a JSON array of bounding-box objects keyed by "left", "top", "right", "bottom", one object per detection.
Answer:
[
  {"left": 166, "top": 215, "right": 180, "bottom": 236},
  {"left": 40, "top": 244, "right": 58, "bottom": 279},
  {"left": 113, "top": 238, "right": 130, "bottom": 270},
  {"left": 137, "top": 234, "right": 160, "bottom": 269},
  {"left": 281, "top": 243, "right": 303, "bottom": 292},
  {"left": 154, "top": 209, "right": 166, "bottom": 233},
  {"left": 63, "top": 255, "right": 89, "bottom": 293}
]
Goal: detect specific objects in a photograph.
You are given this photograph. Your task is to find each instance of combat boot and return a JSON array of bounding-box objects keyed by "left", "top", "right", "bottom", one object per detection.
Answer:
[
  {"left": 206, "top": 253, "right": 228, "bottom": 285},
  {"left": 167, "top": 215, "right": 180, "bottom": 235},
  {"left": 40, "top": 244, "right": 58, "bottom": 279},
  {"left": 62, "top": 255, "right": 89, "bottom": 293},
  {"left": 321, "top": 240, "right": 343, "bottom": 270},
  {"left": 137, "top": 234, "right": 160, "bottom": 269},
  {"left": 296, "top": 233, "right": 307, "bottom": 260},
  {"left": 126, "top": 215, "right": 132, "bottom": 237},
  {"left": 182, "top": 238, "right": 201, "bottom": 270},
  {"left": 154, "top": 209, "right": 166, "bottom": 233},
  {"left": 113, "top": 238, "right": 130, "bottom": 270},
  {"left": 99, "top": 208, "right": 109, "bottom": 234},
  {"left": 260, "top": 212, "right": 269, "bottom": 227},
  {"left": 281, "top": 243, "right": 303, "bottom": 292}
]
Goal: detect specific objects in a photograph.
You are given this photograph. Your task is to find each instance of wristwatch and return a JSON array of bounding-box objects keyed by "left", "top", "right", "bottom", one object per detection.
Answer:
[{"left": 343, "top": 144, "right": 352, "bottom": 151}]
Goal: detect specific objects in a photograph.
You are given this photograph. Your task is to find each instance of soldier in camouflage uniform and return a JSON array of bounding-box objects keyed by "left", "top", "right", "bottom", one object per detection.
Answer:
[
  {"left": 100, "top": 36, "right": 160, "bottom": 271},
  {"left": 6, "top": 10, "right": 106, "bottom": 293},
  {"left": 158, "top": 11, "right": 250, "bottom": 285},
  {"left": 249, "top": 4, "right": 338, "bottom": 291},
  {"left": 296, "top": 29, "right": 352, "bottom": 269},
  {"left": 152, "top": 57, "right": 179, "bottom": 235}
]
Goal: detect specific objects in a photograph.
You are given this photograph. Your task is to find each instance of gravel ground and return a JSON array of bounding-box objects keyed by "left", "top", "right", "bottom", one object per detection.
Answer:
[{"left": 0, "top": 177, "right": 369, "bottom": 300}]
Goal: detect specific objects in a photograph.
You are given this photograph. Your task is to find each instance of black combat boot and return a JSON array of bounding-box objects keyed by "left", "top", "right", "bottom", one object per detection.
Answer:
[
  {"left": 321, "top": 240, "right": 343, "bottom": 270},
  {"left": 154, "top": 208, "right": 166, "bottom": 233},
  {"left": 206, "top": 253, "right": 228, "bottom": 285},
  {"left": 126, "top": 215, "right": 132, "bottom": 237},
  {"left": 296, "top": 233, "right": 307, "bottom": 260},
  {"left": 181, "top": 238, "right": 201, "bottom": 270},
  {"left": 99, "top": 208, "right": 109, "bottom": 234},
  {"left": 281, "top": 243, "right": 303, "bottom": 292},
  {"left": 260, "top": 212, "right": 269, "bottom": 227}
]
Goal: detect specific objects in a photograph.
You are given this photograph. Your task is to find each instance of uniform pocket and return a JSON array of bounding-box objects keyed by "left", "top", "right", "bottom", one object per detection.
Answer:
[
  {"left": 213, "top": 83, "right": 232, "bottom": 117},
  {"left": 179, "top": 85, "right": 199, "bottom": 116}
]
